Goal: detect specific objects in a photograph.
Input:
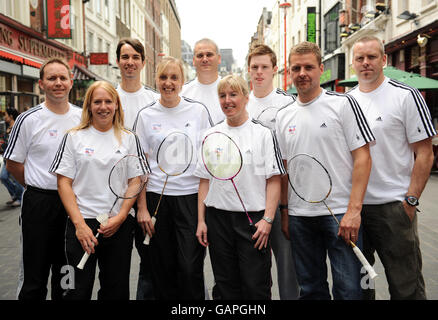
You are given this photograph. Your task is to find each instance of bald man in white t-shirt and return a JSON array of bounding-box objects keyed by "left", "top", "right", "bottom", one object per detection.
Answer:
[
  {"left": 181, "top": 38, "right": 225, "bottom": 125},
  {"left": 349, "top": 35, "right": 436, "bottom": 300}
]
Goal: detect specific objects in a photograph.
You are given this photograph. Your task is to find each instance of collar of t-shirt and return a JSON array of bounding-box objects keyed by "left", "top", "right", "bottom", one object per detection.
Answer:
[{"left": 296, "top": 88, "right": 325, "bottom": 106}]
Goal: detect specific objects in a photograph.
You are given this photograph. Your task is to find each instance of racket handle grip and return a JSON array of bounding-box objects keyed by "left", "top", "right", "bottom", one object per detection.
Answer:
[
  {"left": 77, "top": 233, "right": 100, "bottom": 270},
  {"left": 77, "top": 252, "right": 89, "bottom": 270},
  {"left": 351, "top": 244, "right": 378, "bottom": 279},
  {"left": 143, "top": 216, "right": 156, "bottom": 245}
]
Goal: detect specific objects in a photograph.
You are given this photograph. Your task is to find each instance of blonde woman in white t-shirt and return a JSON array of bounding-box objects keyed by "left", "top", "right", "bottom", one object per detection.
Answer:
[
  {"left": 50, "top": 81, "right": 148, "bottom": 300},
  {"left": 134, "top": 57, "right": 212, "bottom": 300},
  {"left": 195, "top": 74, "right": 284, "bottom": 299}
]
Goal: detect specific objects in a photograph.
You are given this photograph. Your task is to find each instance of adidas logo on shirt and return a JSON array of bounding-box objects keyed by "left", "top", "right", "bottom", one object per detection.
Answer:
[
  {"left": 320, "top": 123, "right": 327, "bottom": 128},
  {"left": 376, "top": 116, "right": 383, "bottom": 121},
  {"left": 115, "top": 150, "right": 122, "bottom": 154}
]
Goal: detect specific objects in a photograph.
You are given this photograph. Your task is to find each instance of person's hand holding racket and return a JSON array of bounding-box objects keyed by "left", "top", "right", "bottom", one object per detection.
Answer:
[
  {"left": 75, "top": 220, "right": 99, "bottom": 255},
  {"left": 137, "top": 205, "right": 155, "bottom": 242},
  {"left": 77, "top": 154, "right": 149, "bottom": 270},
  {"left": 338, "top": 207, "right": 361, "bottom": 245},
  {"left": 288, "top": 153, "right": 377, "bottom": 279},
  {"left": 143, "top": 131, "right": 193, "bottom": 245}
]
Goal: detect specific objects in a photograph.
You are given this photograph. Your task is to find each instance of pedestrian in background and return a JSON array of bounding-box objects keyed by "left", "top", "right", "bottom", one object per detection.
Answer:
[{"left": 0, "top": 107, "right": 24, "bottom": 207}]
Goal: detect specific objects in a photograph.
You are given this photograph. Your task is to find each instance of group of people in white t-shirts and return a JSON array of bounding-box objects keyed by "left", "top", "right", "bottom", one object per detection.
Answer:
[{"left": 5, "top": 35, "right": 435, "bottom": 301}]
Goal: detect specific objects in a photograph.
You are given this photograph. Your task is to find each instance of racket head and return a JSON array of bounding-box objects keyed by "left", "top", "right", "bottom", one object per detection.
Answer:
[
  {"left": 256, "top": 107, "right": 279, "bottom": 130},
  {"left": 156, "top": 131, "right": 194, "bottom": 176},
  {"left": 201, "top": 131, "right": 243, "bottom": 181},
  {"left": 287, "top": 153, "right": 332, "bottom": 203},
  {"left": 108, "top": 154, "right": 149, "bottom": 199}
]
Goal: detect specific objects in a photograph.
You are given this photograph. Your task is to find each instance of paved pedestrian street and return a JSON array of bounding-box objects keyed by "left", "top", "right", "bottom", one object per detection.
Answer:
[{"left": 1, "top": 173, "right": 437, "bottom": 300}]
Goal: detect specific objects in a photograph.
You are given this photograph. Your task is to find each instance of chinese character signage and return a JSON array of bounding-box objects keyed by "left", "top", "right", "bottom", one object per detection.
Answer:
[{"left": 47, "top": 0, "right": 71, "bottom": 39}]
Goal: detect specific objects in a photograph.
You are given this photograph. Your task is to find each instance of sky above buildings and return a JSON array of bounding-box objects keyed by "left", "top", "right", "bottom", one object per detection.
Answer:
[{"left": 175, "top": 0, "right": 276, "bottom": 69}]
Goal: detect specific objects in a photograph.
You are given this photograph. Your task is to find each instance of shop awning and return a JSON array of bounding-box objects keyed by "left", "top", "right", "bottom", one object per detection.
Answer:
[
  {"left": 0, "top": 50, "right": 24, "bottom": 63},
  {"left": 1, "top": 50, "right": 43, "bottom": 69},
  {"left": 23, "top": 58, "right": 41, "bottom": 69},
  {"left": 338, "top": 66, "right": 438, "bottom": 90},
  {"left": 72, "top": 64, "right": 103, "bottom": 81}
]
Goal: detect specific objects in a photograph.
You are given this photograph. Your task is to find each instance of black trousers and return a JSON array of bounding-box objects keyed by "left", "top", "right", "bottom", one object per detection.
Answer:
[
  {"left": 133, "top": 202, "right": 155, "bottom": 300},
  {"left": 17, "top": 186, "right": 67, "bottom": 300},
  {"left": 206, "top": 207, "right": 272, "bottom": 300},
  {"left": 63, "top": 215, "right": 135, "bottom": 300},
  {"left": 147, "top": 192, "right": 206, "bottom": 300}
]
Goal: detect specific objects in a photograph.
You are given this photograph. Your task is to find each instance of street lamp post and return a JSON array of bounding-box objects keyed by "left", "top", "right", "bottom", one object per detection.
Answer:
[{"left": 279, "top": 2, "right": 291, "bottom": 91}]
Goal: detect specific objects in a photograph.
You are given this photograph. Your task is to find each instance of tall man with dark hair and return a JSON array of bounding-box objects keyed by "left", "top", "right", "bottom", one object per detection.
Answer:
[
  {"left": 349, "top": 35, "right": 436, "bottom": 300},
  {"left": 116, "top": 37, "right": 159, "bottom": 300},
  {"left": 246, "top": 44, "right": 299, "bottom": 300},
  {"left": 5, "top": 58, "right": 82, "bottom": 300}
]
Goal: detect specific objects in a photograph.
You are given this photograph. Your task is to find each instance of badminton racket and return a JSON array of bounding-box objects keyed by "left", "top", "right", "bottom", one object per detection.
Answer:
[
  {"left": 143, "top": 131, "right": 193, "bottom": 245},
  {"left": 256, "top": 107, "right": 280, "bottom": 130},
  {"left": 287, "top": 153, "right": 377, "bottom": 279},
  {"left": 77, "top": 154, "right": 149, "bottom": 269}
]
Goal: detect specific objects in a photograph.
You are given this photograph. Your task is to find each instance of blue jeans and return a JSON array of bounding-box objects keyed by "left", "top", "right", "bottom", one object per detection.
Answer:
[
  {"left": 289, "top": 214, "right": 362, "bottom": 300},
  {"left": 0, "top": 162, "right": 23, "bottom": 201}
]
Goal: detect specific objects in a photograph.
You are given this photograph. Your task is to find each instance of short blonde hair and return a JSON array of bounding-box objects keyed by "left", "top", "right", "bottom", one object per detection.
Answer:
[
  {"left": 155, "top": 56, "right": 185, "bottom": 83},
  {"left": 353, "top": 35, "right": 385, "bottom": 56},
  {"left": 218, "top": 74, "right": 249, "bottom": 97},
  {"left": 288, "top": 41, "right": 322, "bottom": 66},
  {"left": 71, "top": 81, "right": 126, "bottom": 144},
  {"left": 194, "top": 38, "right": 219, "bottom": 54}
]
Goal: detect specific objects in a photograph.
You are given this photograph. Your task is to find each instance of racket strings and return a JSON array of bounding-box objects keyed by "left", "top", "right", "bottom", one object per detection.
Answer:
[
  {"left": 108, "top": 155, "right": 149, "bottom": 200},
  {"left": 202, "top": 132, "right": 242, "bottom": 180},
  {"left": 288, "top": 154, "right": 332, "bottom": 204},
  {"left": 157, "top": 132, "right": 193, "bottom": 176}
]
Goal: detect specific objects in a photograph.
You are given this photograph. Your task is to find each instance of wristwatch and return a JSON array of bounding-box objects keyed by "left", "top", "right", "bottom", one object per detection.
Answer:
[
  {"left": 405, "top": 196, "right": 419, "bottom": 207},
  {"left": 262, "top": 216, "right": 273, "bottom": 224},
  {"left": 279, "top": 204, "right": 288, "bottom": 210}
]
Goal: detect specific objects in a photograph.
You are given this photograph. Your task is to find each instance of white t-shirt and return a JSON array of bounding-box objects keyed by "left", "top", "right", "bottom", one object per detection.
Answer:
[
  {"left": 247, "top": 88, "right": 296, "bottom": 121},
  {"left": 49, "top": 126, "right": 149, "bottom": 219},
  {"left": 275, "top": 89, "right": 375, "bottom": 217},
  {"left": 349, "top": 77, "right": 437, "bottom": 204},
  {"left": 4, "top": 103, "right": 82, "bottom": 190},
  {"left": 134, "top": 97, "right": 213, "bottom": 195},
  {"left": 116, "top": 85, "right": 160, "bottom": 130},
  {"left": 194, "top": 119, "right": 285, "bottom": 212},
  {"left": 181, "top": 77, "right": 224, "bottom": 125}
]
